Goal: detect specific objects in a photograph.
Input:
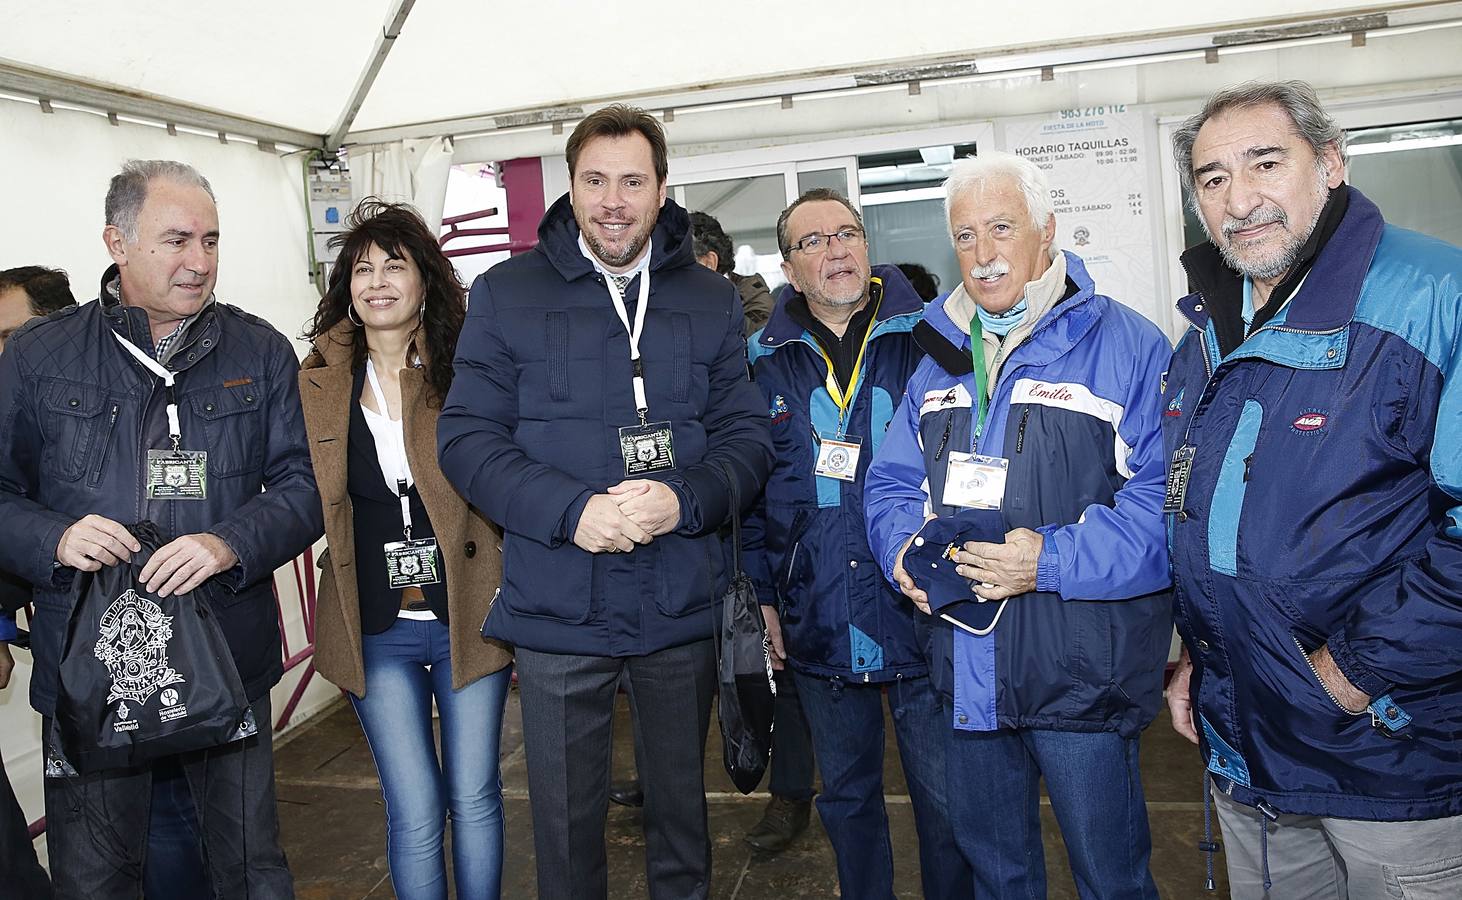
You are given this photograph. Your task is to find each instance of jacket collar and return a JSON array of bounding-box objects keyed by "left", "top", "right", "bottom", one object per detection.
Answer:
[
  {"left": 98, "top": 263, "right": 219, "bottom": 369},
  {"left": 534, "top": 193, "right": 697, "bottom": 283},
  {"left": 1177, "top": 185, "right": 1384, "bottom": 336},
  {"left": 755, "top": 263, "right": 924, "bottom": 352},
  {"left": 917, "top": 251, "right": 1101, "bottom": 376}
]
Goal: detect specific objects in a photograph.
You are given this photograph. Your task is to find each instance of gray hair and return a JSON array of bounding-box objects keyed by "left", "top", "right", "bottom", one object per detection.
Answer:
[
  {"left": 776, "top": 188, "right": 865, "bottom": 259},
  {"left": 942, "top": 151, "right": 1057, "bottom": 259},
  {"left": 105, "top": 160, "right": 216, "bottom": 243},
  {"left": 1172, "top": 80, "right": 1348, "bottom": 197}
]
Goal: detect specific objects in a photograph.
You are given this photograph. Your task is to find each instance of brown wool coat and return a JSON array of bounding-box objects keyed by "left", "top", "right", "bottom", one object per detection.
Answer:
[{"left": 298, "top": 320, "right": 512, "bottom": 696}]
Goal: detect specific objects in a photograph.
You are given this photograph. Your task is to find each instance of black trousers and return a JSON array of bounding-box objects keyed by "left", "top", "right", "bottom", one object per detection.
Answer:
[
  {"left": 0, "top": 747, "right": 51, "bottom": 899},
  {"left": 516, "top": 640, "right": 717, "bottom": 900},
  {"left": 42, "top": 694, "right": 292, "bottom": 900}
]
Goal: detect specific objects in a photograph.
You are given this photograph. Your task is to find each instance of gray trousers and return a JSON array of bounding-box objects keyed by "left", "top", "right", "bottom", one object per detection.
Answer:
[
  {"left": 43, "top": 694, "right": 292, "bottom": 900},
  {"left": 515, "top": 640, "right": 717, "bottom": 900},
  {"left": 1215, "top": 788, "right": 1462, "bottom": 899}
]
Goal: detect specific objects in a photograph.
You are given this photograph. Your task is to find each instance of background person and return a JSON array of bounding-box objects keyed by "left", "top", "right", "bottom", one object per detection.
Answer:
[{"left": 299, "top": 198, "right": 514, "bottom": 900}]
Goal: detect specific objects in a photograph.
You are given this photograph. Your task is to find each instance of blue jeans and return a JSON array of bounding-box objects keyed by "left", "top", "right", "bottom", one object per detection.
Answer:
[
  {"left": 352, "top": 618, "right": 512, "bottom": 900},
  {"left": 793, "top": 672, "right": 971, "bottom": 900},
  {"left": 767, "top": 670, "right": 815, "bottom": 801},
  {"left": 945, "top": 721, "right": 1158, "bottom": 900},
  {"left": 143, "top": 756, "right": 208, "bottom": 900}
]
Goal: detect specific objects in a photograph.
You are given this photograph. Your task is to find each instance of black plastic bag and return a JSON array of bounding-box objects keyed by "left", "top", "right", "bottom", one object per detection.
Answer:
[
  {"left": 715, "top": 465, "right": 777, "bottom": 794},
  {"left": 53, "top": 521, "right": 256, "bottom": 774}
]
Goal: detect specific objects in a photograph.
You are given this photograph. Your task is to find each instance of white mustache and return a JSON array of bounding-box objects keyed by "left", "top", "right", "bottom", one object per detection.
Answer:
[
  {"left": 1222, "top": 206, "right": 1287, "bottom": 238},
  {"left": 969, "top": 261, "right": 1010, "bottom": 280}
]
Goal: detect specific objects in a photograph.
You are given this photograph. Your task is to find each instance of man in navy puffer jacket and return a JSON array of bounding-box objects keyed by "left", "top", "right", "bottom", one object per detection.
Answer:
[{"left": 438, "top": 105, "right": 771, "bottom": 900}]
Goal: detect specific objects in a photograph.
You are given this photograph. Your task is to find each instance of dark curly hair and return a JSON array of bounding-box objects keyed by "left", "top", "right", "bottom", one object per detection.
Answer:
[{"left": 304, "top": 198, "right": 465, "bottom": 403}]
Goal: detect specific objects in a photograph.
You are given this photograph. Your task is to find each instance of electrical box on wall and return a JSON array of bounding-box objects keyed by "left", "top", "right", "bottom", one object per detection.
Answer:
[{"left": 307, "top": 157, "right": 352, "bottom": 290}]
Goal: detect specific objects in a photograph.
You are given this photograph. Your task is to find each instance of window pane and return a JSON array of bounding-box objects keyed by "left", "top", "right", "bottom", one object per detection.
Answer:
[
  {"left": 797, "top": 168, "right": 848, "bottom": 197},
  {"left": 681, "top": 174, "right": 788, "bottom": 290}
]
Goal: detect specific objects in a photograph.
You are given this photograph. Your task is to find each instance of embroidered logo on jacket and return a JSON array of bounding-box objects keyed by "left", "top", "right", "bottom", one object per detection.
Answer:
[
  {"left": 1165, "top": 388, "right": 1185, "bottom": 418},
  {"left": 1291, "top": 411, "right": 1329, "bottom": 433},
  {"left": 770, "top": 395, "right": 791, "bottom": 425}
]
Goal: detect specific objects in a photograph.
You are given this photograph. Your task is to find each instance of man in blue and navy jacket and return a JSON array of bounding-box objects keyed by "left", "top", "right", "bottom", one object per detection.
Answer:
[
  {"left": 743, "top": 189, "right": 969, "bottom": 900},
  {"left": 1165, "top": 81, "right": 1462, "bottom": 899},
  {"left": 865, "top": 152, "right": 1173, "bottom": 900}
]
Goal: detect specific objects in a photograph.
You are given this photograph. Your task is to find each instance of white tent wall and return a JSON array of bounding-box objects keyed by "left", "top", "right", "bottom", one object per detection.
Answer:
[
  {"left": 0, "top": 99, "right": 337, "bottom": 864},
  {"left": 349, "top": 135, "right": 457, "bottom": 231}
]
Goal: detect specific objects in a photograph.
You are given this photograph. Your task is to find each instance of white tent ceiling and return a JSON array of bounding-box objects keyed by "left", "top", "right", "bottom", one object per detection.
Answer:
[{"left": 1, "top": 0, "right": 1447, "bottom": 148}]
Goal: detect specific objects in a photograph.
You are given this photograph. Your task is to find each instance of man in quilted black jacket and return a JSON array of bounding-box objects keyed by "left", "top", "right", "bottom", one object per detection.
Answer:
[{"left": 0, "top": 160, "right": 321, "bottom": 899}]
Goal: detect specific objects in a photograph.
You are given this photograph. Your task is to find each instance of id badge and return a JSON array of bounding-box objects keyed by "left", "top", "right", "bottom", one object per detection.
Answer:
[
  {"left": 814, "top": 436, "right": 862, "bottom": 482},
  {"left": 942, "top": 452, "right": 1008, "bottom": 510},
  {"left": 1163, "top": 444, "right": 1196, "bottom": 514},
  {"left": 147, "top": 449, "right": 207, "bottom": 500},
  {"left": 619, "top": 421, "right": 675, "bottom": 475},
  {"left": 384, "top": 538, "right": 441, "bottom": 588}
]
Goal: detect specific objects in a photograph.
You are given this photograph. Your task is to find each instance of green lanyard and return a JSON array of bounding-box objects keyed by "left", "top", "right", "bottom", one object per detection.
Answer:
[{"left": 968, "top": 313, "right": 989, "bottom": 440}]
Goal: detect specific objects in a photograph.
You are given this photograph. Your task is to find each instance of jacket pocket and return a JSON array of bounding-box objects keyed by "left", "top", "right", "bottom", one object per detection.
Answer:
[
  {"left": 499, "top": 533, "right": 592, "bottom": 624},
  {"left": 40, "top": 382, "right": 107, "bottom": 481},
  {"left": 1208, "top": 399, "right": 1263, "bottom": 576},
  {"left": 652, "top": 535, "right": 717, "bottom": 618},
  {"left": 190, "top": 381, "right": 266, "bottom": 476},
  {"left": 777, "top": 508, "right": 814, "bottom": 610}
]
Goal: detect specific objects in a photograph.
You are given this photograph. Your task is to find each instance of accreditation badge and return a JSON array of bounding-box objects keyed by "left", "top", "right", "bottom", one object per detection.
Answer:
[
  {"left": 384, "top": 538, "right": 442, "bottom": 589},
  {"left": 146, "top": 450, "right": 208, "bottom": 500},
  {"left": 619, "top": 421, "right": 675, "bottom": 475},
  {"left": 814, "top": 436, "right": 862, "bottom": 482},
  {"left": 942, "top": 452, "right": 1008, "bottom": 510},
  {"left": 1163, "top": 444, "right": 1196, "bottom": 514}
]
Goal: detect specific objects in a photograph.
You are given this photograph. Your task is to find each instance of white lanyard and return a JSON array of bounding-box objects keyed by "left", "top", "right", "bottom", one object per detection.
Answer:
[
  {"left": 113, "top": 332, "right": 182, "bottom": 448},
  {"left": 365, "top": 359, "right": 415, "bottom": 538},
  {"left": 603, "top": 269, "right": 652, "bottom": 424}
]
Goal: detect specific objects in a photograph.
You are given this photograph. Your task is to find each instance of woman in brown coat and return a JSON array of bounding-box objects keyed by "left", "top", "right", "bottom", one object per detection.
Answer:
[{"left": 299, "top": 199, "right": 512, "bottom": 900}]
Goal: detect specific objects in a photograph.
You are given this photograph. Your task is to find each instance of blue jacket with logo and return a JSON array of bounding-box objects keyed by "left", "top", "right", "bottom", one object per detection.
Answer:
[
  {"left": 438, "top": 196, "right": 772, "bottom": 657},
  {"left": 1162, "top": 188, "right": 1462, "bottom": 820},
  {"left": 865, "top": 252, "right": 1173, "bottom": 737},
  {"left": 743, "top": 266, "right": 928, "bottom": 682}
]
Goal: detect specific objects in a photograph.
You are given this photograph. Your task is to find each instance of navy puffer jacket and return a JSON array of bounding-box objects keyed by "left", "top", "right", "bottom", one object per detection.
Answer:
[{"left": 438, "top": 196, "right": 772, "bottom": 656}]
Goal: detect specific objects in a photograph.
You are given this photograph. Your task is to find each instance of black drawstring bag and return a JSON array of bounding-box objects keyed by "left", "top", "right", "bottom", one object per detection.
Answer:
[
  {"left": 714, "top": 464, "right": 777, "bottom": 794},
  {"left": 52, "top": 521, "right": 257, "bottom": 774}
]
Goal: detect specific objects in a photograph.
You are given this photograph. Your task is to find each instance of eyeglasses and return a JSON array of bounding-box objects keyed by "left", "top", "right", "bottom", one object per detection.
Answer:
[{"left": 787, "top": 227, "right": 866, "bottom": 256}]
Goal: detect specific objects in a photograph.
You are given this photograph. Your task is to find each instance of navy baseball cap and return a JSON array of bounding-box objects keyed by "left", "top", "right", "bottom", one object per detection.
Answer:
[{"left": 904, "top": 509, "right": 1009, "bottom": 635}]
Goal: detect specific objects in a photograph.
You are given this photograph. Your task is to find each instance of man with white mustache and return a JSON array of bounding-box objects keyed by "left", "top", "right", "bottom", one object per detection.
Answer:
[
  {"left": 1163, "top": 80, "right": 1462, "bottom": 899},
  {"left": 866, "top": 151, "right": 1173, "bottom": 899}
]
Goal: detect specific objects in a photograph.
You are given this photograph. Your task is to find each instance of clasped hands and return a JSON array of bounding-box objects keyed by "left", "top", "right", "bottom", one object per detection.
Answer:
[
  {"left": 55, "top": 513, "right": 237, "bottom": 597},
  {"left": 572, "top": 480, "right": 681, "bottom": 553},
  {"left": 893, "top": 524, "right": 1044, "bottom": 615}
]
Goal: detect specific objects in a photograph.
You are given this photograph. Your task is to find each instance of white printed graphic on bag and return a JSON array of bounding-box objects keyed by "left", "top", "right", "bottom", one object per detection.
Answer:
[{"left": 93, "top": 589, "right": 186, "bottom": 708}]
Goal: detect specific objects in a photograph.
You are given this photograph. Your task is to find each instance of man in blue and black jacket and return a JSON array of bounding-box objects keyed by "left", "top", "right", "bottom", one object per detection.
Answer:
[
  {"left": 1164, "top": 80, "right": 1462, "bottom": 898},
  {"left": 743, "top": 189, "right": 969, "bottom": 899},
  {"left": 866, "top": 152, "right": 1173, "bottom": 900}
]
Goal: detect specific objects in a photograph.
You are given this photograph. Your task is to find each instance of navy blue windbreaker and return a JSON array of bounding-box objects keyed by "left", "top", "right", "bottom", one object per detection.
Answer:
[
  {"left": 866, "top": 252, "right": 1173, "bottom": 738},
  {"left": 1163, "top": 188, "right": 1462, "bottom": 820},
  {"left": 742, "top": 266, "right": 928, "bottom": 682}
]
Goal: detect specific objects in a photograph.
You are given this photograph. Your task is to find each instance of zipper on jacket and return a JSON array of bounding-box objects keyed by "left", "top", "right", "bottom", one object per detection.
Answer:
[
  {"left": 933, "top": 417, "right": 952, "bottom": 461},
  {"left": 88, "top": 403, "right": 121, "bottom": 488},
  {"left": 1015, "top": 408, "right": 1031, "bottom": 454}
]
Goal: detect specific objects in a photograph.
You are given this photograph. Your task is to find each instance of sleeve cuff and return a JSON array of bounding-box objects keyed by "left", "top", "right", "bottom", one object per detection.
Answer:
[
  {"left": 1326, "top": 630, "right": 1394, "bottom": 700},
  {"left": 206, "top": 528, "right": 249, "bottom": 590},
  {"left": 1035, "top": 527, "right": 1063, "bottom": 594},
  {"left": 664, "top": 477, "right": 703, "bottom": 534},
  {"left": 554, "top": 490, "right": 595, "bottom": 548}
]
